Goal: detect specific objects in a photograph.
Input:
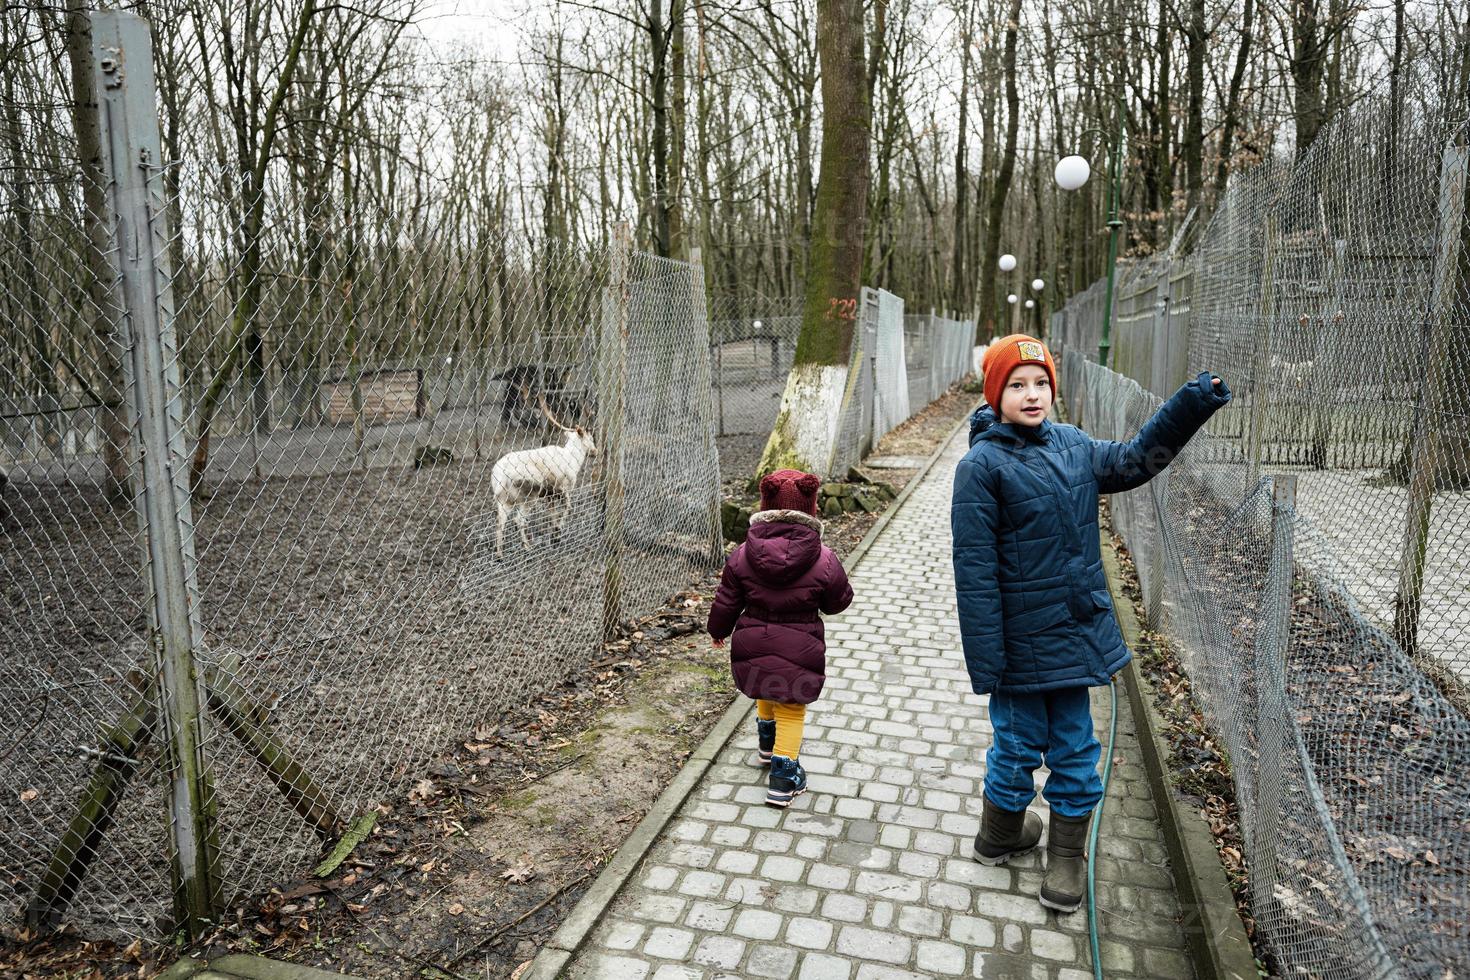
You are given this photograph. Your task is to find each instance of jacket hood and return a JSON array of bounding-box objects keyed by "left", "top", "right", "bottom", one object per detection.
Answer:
[
  {"left": 968, "top": 405, "right": 1053, "bottom": 447},
  {"left": 745, "top": 510, "right": 823, "bottom": 583},
  {"left": 968, "top": 405, "right": 998, "bottom": 446}
]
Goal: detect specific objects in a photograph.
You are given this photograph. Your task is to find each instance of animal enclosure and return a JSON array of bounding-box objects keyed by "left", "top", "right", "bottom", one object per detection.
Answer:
[{"left": 0, "top": 13, "right": 721, "bottom": 939}]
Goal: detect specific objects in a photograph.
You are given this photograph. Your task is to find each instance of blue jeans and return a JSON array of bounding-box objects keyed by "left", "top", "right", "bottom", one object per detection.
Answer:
[{"left": 984, "top": 686, "right": 1102, "bottom": 818}]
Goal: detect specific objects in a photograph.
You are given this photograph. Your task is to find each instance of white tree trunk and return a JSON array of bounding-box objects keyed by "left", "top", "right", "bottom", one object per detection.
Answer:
[{"left": 755, "top": 361, "right": 850, "bottom": 479}]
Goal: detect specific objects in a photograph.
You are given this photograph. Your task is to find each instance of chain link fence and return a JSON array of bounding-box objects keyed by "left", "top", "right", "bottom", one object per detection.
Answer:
[
  {"left": 707, "top": 295, "right": 803, "bottom": 438},
  {"left": 2, "top": 11, "right": 720, "bottom": 939},
  {"left": 708, "top": 288, "right": 976, "bottom": 478},
  {"left": 1053, "top": 74, "right": 1470, "bottom": 978}
]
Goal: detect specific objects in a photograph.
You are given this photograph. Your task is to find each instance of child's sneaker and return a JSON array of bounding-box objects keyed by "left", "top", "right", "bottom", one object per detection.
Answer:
[
  {"left": 766, "top": 755, "right": 808, "bottom": 808},
  {"left": 756, "top": 718, "right": 776, "bottom": 765}
]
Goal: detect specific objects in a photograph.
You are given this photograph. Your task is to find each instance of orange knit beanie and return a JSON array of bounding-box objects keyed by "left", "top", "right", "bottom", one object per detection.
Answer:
[{"left": 982, "top": 334, "right": 1057, "bottom": 412}]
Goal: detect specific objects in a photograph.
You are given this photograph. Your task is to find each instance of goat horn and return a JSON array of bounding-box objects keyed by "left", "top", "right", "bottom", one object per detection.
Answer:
[{"left": 537, "top": 390, "right": 572, "bottom": 432}]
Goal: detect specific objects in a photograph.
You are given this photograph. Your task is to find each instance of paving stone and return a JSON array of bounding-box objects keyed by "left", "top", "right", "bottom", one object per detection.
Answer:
[
  {"left": 892, "top": 905, "right": 940, "bottom": 938},
  {"left": 897, "top": 850, "right": 941, "bottom": 878},
  {"left": 1029, "top": 928, "right": 1077, "bottom": 963},
  {"left": 678, "top": 870, "right": 727, "bottom": 898},
  {"left": 746, "top": 945, "right": 800, "bottom": 979},
  {"left": 835, "top": 926, "right": 912, "bottom": 965},
  {"left": 797, "top": 953, "right": 854, "bottom": 980},
  {"left": 643, "top": 865, "right": 680, "bottom": 890},
  {"left": 643, "top": 927, "right": 696, "bottom": 959},
  {"left": 916, "top": 939, "right": 968, "bottom": 975},
  {"left": 869, "top": 900, "right": 896, "bottom": 929},
  {"left": 773, "top": 885, "right": 821, "bottom": 914},
  {"left": 853, "top": 966, "right": 930, "bottom": 980},
  {"left": 762, "top": 855, "right": 808, "bottom": 882},
  {"left": 685, "top": 900, "right": 736, "bottom": 932},
  {"left": 821, "top": 892, "right": 869, "bottom": 923},
  {"left": 628, "top": 894, "right": 687, "bottom": 924},
  {"left": 716, "top": 850, "right": 759, "bottom": 875},
  {"left": 786, "top": 917, "right": 834, "bottom": 950},
  {"left": 854, "top": 871, "right": 921, "bottom": 903},
  {"left": 754, "top": 830, "right": 794, "bottom": 853},
  {"left": 808, "top": 863, "right": 852, "bottom": 890},
  {"left": 1142, "top": 945, "right": 1192, "bottom": 977},
  {"left": 948, "top": 914, "right": 996, "bottom": 948},
  {"left": 650, "top": 965, "right": 703, "bottom": 980},
  {"left": 601, "top": 920, "right": 646, "bottom": 951},
  {"left": 579, "top": 954, "right": 651, "bottom": 979},
  {"left": 733, "top": 909, "right": 785, "bottom": 940}
]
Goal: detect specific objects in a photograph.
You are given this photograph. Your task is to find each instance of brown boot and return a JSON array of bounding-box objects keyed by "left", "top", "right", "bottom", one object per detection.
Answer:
[
  {"left": 1040, "top": 810, "right": 1092, "bottom": 912},
  {"left": 973, "top": 796, "right": 1043, "bottom": 866}
]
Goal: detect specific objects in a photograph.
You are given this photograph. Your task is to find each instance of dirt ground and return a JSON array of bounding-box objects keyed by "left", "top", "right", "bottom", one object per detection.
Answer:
[{"left": 1, "top": 385, "right": 981, "bottom": 980}]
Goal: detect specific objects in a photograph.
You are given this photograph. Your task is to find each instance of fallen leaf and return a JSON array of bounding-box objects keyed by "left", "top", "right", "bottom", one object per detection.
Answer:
[
  {"left": 419, "top": 860, "right": 436, "bottom": 873},
  {"left": 447, "top": 902, "right": 465, "bottom": 916},
  {"left": 409, "top": 778, "right": 436, "bottom": 802},
  {"left": 501, "top": 855, "right": 537, "bottom": 884},
  {"left": 511, "top": 960, "right": 534, "bottom": 979},
  {"left": 19, "top": 788, "right": 39, "bottom": 803}
]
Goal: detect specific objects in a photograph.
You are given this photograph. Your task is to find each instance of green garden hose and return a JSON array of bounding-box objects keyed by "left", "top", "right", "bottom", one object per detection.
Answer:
[{"left": 1087, "top": 676, "right": 1120, "bottom": 980}]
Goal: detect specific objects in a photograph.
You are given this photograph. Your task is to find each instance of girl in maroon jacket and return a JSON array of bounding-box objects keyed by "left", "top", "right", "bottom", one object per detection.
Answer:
[{"left": 708, "top": 469, "right": 854, "bottom": 807}]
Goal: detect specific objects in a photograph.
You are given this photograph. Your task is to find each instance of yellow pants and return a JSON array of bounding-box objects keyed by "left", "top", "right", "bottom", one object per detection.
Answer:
[{"left": 756, "top": 699, "right": 806, "bottom": 759}]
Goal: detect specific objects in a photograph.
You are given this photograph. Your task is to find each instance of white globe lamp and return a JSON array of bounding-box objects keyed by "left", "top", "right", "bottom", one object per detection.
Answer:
[
  {"left": 1031, "top": 278, "right": 1045, "bottom": 292},
  {"left": 1024, "top": 299, "right": 1035, "bottom": 309},
  {"left": 1055, "top": 155, "right": 1091, "bottom": 191},
  {"left": 753, "top": 319, "right": 763, "bottom": 331},
  {"left": 1007, "top": 293, "right": 1018, "bottom": 304},
  {"left": 998, "top": 253, "right": 1017, "bottom": 272}
]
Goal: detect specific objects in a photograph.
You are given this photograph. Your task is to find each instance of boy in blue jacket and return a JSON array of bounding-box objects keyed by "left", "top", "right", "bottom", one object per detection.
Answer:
[{"left": 952, "top": 334, "right": 1230, "bottom": 912}]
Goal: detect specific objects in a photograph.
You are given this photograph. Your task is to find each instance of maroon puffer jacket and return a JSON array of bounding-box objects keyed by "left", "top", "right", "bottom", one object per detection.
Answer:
[{"left": 707, "top": 510, "right": 854, "bottom": 705}]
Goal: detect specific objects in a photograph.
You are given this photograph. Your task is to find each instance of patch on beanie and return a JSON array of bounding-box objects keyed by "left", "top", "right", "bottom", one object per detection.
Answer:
[{"left": 1018, "top": 340, "right": 1045, "bottom": 362}]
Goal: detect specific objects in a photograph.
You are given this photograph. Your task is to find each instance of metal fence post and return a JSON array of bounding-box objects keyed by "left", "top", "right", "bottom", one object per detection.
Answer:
[
  {"left": 1394, "top": 144, "right": 1469, "bottom": 657},
  {"left": 601, "top": 223, "right": 631, "bottom": 640},
  {"left": 1256, "top": 474, "right": 1296, "bottom": 919},
  {"left": 89, "top": 10, "right": 221, "bottom": 933},
  {"left": 688, "top": 247, "right": 724, "bottom": 563}
]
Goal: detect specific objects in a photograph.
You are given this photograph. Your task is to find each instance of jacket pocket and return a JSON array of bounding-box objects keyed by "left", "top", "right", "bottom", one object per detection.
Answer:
[
  {"left": 1008, "top": 602, "right": 1071, "bottom": 634},
  {"left": 1091, "top": 589, "right": 1114, "bottom": 612}
]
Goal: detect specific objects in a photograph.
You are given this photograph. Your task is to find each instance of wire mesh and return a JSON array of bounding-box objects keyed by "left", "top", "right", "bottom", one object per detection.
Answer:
[
  {"left": 904, "top": 312, "right": 975, "bottom": 411},
  {"left": 1052, "top": 73, "right": 1470, "bottom": 979},
  {"left": 1, "top": 86, "right": 724, "bottom": 941},
  {"left": 706, "top": 295, "right": 803, "bottom": 437}
]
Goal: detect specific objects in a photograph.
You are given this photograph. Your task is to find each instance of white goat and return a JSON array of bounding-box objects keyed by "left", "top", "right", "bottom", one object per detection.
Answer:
[{"left": 491, "top": 401, "right": 598, "bottom": 556}]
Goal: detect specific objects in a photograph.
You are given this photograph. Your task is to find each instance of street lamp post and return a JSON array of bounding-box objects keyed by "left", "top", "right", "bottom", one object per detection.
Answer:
[{"left": 1055, "top": 102, "right": 1126, "bottom": 369}]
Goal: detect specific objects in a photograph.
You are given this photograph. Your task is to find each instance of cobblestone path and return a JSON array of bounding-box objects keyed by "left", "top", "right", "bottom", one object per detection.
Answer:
[{"left": 564, "top": 429, "right": 1195, "bottom": 979}]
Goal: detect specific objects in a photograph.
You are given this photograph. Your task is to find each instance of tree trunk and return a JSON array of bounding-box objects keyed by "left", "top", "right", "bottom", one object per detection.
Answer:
[
  {"left": 1213, "top": 0, "right": 1255, "bottom": 195},
  {"left": 950, "top": 4, "right": 974, "bottom": 312},
  {"left": 1184, "top": 0, "right": 1205, "bottom": 210},
  {"left": 668, "top": 0, "right": 687, "bottom": 258},
  {"left": 648, "top": 0, "right": 672, "bottom": 256},
  {"left": 1290, "top": 0, "right": 1328, "bottom": 160},
  {"left": 190, "top": 0, "right": 317, "bottom": 491},
  {"left": 65, "top": 1, "right": 130, "bottom": 502},
  {"left": 976, "top": 0, "right": 1022, "bottom": 340},
  {"left": 755, "top": 0, "right": 870, "bottom": 480}
]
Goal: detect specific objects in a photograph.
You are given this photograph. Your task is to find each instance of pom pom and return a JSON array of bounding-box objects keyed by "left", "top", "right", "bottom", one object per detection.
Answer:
[{"left": 796, "top": 473, "right": 821, "bottom": 494}]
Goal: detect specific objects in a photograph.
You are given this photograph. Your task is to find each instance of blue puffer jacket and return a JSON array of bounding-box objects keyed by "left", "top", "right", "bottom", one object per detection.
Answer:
[{"left": 951, "top": 372, "right": 1231, "bottom": 694}]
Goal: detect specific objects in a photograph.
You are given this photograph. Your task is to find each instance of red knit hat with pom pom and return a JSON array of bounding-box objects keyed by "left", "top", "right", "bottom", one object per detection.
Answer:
[{"left": 760, "top": 469, "right": 821, "bottom": 516}]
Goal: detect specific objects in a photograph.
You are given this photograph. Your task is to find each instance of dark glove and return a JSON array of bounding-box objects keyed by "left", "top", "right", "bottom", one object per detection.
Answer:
[{"left": 1195, "top": 371, "right": 1232, "bottom": 406}]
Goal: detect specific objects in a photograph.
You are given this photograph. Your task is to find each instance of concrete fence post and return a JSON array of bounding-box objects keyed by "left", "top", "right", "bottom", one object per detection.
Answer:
[
  {"left": 1394, "top": 145, "right": 1470, "bottom": 657},
  {"left": 1255, "top": 474, "right": 1296, "bottom": 918},
  {"left": 601, "top": 223, "right": 631, "bottom": 641},
  {"left": 89, "top": 9, "right": 222, "bottom": 934}
]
